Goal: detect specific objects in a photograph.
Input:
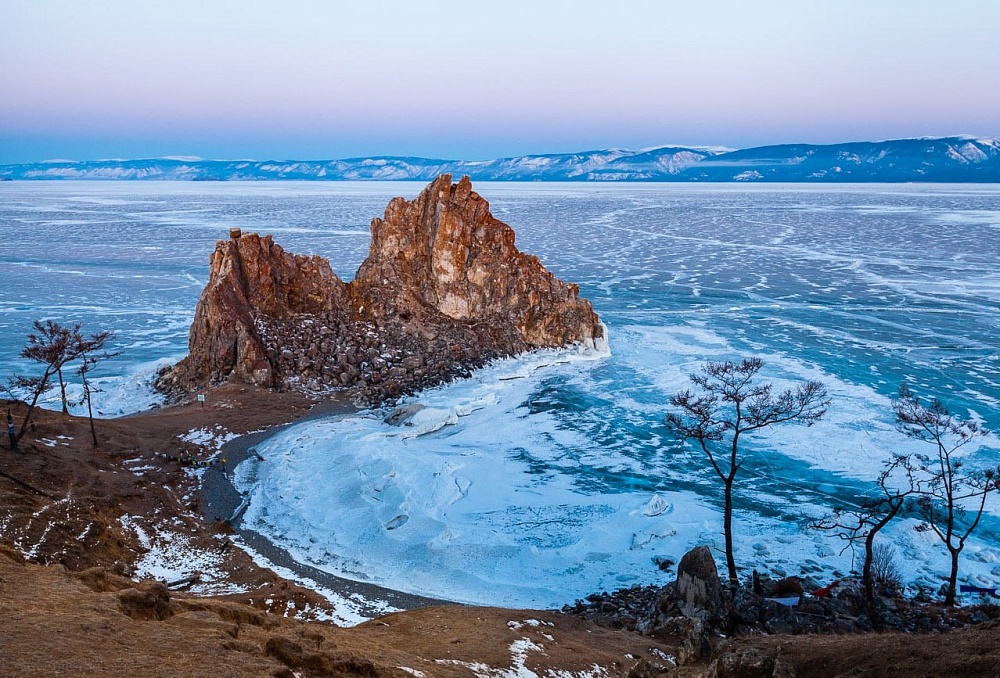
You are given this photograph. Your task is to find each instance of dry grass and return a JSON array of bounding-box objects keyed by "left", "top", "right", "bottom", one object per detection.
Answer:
[{"left": 3, "top": 390, "right": 1000, "bottom": 677}]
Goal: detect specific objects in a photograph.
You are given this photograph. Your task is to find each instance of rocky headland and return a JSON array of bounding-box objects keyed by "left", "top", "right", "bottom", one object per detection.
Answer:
[{"left": 156, "top": 174, "right": 605, "bottom": 403}]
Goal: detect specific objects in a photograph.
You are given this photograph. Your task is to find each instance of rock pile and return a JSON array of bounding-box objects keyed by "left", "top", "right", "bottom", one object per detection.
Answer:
[
  {"left": 157, "top": 175, "right": 605, "bottom": 403},
  {"left": 565, "top": 546, "right": 1000, "bottom": 668},
  {"left": 255, "top": 308, "right": 497, "bottom": 403}
]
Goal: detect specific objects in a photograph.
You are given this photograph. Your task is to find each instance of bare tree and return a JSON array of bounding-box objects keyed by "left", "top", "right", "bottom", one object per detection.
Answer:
[
  {"left": 895, "top": 383, "right": 1000, "bottom": 605},
  {"left": 664, "top": 357, "right": 829, "bottom": 587},
  {"left": 813, "top": 453, "right": 918, "bottom": 601},
  {"left": 20, "top": 320, "right": 80, "bottom": 413},
  {"left": 75, "top": 330, "right": 118, "bottom": 447},
  {"left": 6, "top": 321, "right": 116, "bottom": 450}
]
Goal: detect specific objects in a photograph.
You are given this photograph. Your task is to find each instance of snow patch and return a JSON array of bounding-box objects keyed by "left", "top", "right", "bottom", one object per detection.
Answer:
[
  {"left": 228, "top": 534, "right": 400, "bottom": 626},
  {"left": 179, "top": 426, "right": 237, "bottom": 453},
  {"left": 118, "top": 515, "right": 245, "bottom": 596},
  {"left": 435, "top": 637, "right": 610, "bottom": 677}
]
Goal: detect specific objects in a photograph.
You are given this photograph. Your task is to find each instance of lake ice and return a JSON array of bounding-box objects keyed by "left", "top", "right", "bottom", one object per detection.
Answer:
[{"left": 2, "top": 181, "right": 999, "bottom": 608}]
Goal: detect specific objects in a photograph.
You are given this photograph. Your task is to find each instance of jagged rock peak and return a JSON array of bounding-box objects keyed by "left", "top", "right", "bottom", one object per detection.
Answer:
[
  {"left": 355, "top": 174, "right": 604, "bottom": 348},
  {"left": 157, "top": 175, "right": 605, "bottom": 402},
  {"left": 216, "top": 230, "right": 349, "bottom": 318},
  {"left": 161, "top": 231, "right": 350, "bottom": 391}
]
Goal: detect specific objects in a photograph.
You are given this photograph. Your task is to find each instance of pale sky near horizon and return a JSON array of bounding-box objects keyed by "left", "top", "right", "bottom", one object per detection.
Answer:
[{"left": 2, "top": 0, "right": 998, "bottom": 163}]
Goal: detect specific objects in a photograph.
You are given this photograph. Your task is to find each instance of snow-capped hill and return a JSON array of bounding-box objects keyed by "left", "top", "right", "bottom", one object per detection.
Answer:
[
  {"left": 639, "top": 144, "right": 734, "bottom": 155},
  {"left": 2, "top": 137, "right": 998, "bottom": 182},
  {"left": 688, "top": 136, "right": 1000, "bottom": 182},
  {"left": 618, "top": 147, "right": 711, "bottom": 176},
  {"left": 458, "top": 148, "right": 650, "bottom": 180}
]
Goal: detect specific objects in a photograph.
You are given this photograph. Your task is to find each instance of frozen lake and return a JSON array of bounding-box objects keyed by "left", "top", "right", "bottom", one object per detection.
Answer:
[{"left": 2, "top": 180, "right": 999, "bottom": 607}]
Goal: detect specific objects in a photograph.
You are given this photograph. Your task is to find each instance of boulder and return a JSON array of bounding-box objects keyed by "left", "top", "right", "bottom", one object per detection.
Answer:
[
  {"left": 383, "top": 403, "right": 426, "bottom": 426},
  {"left": 676, "top": 546, "right": 730, "bottom": 620}
]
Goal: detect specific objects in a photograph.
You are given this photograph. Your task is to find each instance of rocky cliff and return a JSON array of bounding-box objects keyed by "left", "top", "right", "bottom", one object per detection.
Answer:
[{"left": 157, "top": 175, "right": 604, "bottom": 402}]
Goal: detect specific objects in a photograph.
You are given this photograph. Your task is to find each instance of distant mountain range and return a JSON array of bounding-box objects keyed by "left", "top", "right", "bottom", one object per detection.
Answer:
[{"left": 2, "top": 136, "right": 999, "bottom": 182}]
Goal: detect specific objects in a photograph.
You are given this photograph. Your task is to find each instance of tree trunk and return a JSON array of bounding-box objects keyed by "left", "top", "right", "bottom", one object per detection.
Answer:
[
  {"left": 723, "top": 479, "right": 737, "bottom": 588},
  {"left": 864, "top": 502, "right": 902, "bottom": 602},
  {"left": 86, "top": 394, "right": 97, "bottom": 447},
  {"left": 945, "top": 548, "right": 960, "bottom": 606},
  {"left": 16, "top": 372, "right": 54, "bottom": 446},
  {"left": 863, "top": 532, "right": 875, "bottom": 601},
  {"left": 82, "top": 376, "right": 98, "bottom": 447},
  {"left": 57, "top": 369, "right": 68, "bottom": 414}
]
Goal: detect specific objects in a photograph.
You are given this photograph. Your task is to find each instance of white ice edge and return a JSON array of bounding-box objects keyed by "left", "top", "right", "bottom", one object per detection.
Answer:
[{"left": 228, "top": 533, "right": 399, "bottom": 626}]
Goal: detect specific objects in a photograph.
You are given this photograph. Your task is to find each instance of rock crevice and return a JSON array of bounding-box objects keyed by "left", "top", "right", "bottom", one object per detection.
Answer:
[{"left": 158, "top": 175, "right": 604, "bottom": 402}]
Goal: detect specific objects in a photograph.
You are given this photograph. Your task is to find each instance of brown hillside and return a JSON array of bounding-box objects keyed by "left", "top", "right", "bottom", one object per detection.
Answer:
[{"left": 3, "top": 392, "right": 1000, "bottom": 677}]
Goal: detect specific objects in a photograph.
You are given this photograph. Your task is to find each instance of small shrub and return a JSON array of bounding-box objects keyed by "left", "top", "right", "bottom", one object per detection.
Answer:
[{"left": 871, "top": 542, "right": 902, "bottom": 591}]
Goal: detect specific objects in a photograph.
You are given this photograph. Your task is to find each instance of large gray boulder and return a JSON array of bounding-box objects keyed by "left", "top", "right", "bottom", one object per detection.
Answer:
[{"left": 676, "top": 546, "right": 730, "bottom": 620}]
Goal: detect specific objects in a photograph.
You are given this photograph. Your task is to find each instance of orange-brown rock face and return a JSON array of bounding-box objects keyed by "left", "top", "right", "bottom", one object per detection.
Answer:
[
  {"left": 162, "top": 229, "right": 351, "bottom": 392},
  {"left": 158, "top": 176, "right": 604, "bottom": 402},
  {"left": 354, "top": 174, "right": 603, "bottom": 349}
]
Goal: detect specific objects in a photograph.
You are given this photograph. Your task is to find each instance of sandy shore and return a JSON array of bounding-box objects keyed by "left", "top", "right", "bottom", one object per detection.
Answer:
[{"left": 197, "top": 393, "right": 444, "bottom": 616}]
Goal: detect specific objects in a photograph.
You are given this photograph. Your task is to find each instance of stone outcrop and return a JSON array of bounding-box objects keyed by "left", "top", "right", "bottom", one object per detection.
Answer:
[
  {"left": 168, "top": 227, "right": 351, "bottom": 391},
  {"left": 157, "top": 175, "right": 604, "bottom": 403},
  {"left": 353, "top": 174, "right": 601, "bottom": 350},
  {"left": 676, "top": 546, "right": 730, "bottom": 620}
]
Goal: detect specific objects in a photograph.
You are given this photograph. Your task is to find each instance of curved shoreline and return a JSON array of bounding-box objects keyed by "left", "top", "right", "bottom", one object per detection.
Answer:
[{"left": 198, "top": 395, "right": 447, "bottom": 619}]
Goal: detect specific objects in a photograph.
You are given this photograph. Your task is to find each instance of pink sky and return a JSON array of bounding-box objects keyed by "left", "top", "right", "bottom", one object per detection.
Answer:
[{"left": 2, "top": 0, "right": 998, "bottom": 163}]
